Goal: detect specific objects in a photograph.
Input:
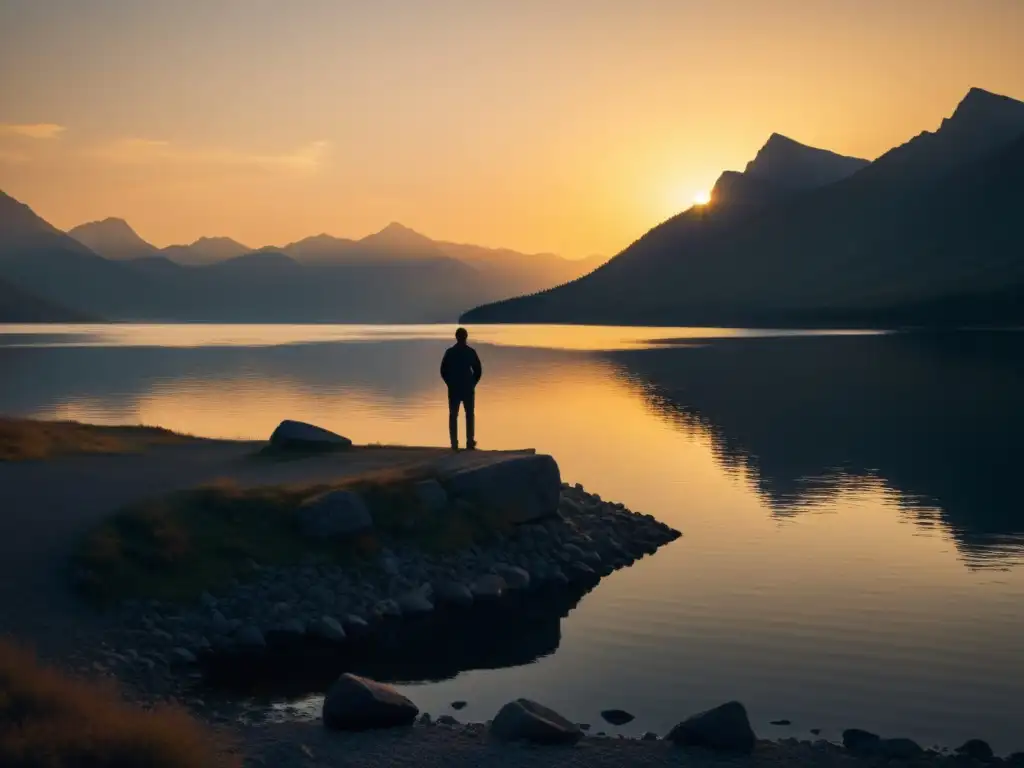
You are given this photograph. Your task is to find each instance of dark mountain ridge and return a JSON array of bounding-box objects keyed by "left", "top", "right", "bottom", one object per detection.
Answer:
[{"left": 462, "top": 87, "right": 1024, "bottom": 327}]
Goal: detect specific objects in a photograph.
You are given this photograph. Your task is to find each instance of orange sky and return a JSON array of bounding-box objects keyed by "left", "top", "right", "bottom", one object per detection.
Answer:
[{"left": 1, "top": 0, "right": 1022, "bottom": 257}]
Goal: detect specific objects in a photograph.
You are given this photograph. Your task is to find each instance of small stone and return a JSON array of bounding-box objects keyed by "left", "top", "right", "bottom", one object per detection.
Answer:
[
  {"left": 600, "top": 709, "right": 635, "bottom": 726},
  {"left": 323, "top": 673, "right": 419, "bottom": 731},
  {"left": 343, "top": 614, "right": 370, "bottom": 632},
  {"left": 880, "top": 738, "right": 924, "bottom": 760},
  {"left": 470, "top": 574, "right": 505, "bottom": 600},
  {"left": 957, "top": 739, "right": 995, "bottom": 760},
  {"left": 494, "top": 565, "right": 531, "bottom": 591},
  {"left": 579, "top": 723, "right": 591, "bottom": 731},
  {"left": 170, "top": 647, "right": 197, "bottom": 665},
  {"left": 667, "top": 701, "right": 755, "bottom": 754},
  {"left": 842, "top": 728, "right": 881, "bottom": 755},
  {"left": 419, "top": 713, "right": 433, "bottom": 726},
  {"left": 235, "top": 625, "right": 265, "bottom": 649},
  {"left": 642, "top": 732, "right": 659, "bottom": 741},
  {"left": 490, "top": 699, "right": 582, "bottom": 745},
  {"left": 770, "top": 719, "right": 792, "bottom": 726},
  {"left": 433, "top": 580, "right": 474, "bottom": 608},
  {"left": 451, "top": 701, "right": 468, "bottom": 711},
  {"left": 437, "top": 715, "right": 459, "bottom": 726},
  {"left": 396, "top": 590, "right": 434, "bottom": 616},
  {"left": 309, "top": 616, "right": 347, "bottom": 643},
  {"left": 373, "top": 599, "right": 402, "bottom": 618}
]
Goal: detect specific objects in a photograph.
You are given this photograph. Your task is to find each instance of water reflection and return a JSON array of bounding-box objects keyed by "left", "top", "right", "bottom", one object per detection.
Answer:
[
  {"left": 607, "top": 332, "right": 1024, "bottom": 567},
  {"left": 2, "top": 325, "right": 1023, "bottom": 749}
]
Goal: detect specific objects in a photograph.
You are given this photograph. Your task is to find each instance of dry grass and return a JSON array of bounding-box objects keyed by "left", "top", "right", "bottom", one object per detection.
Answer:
[
  {"left": 0, "top": 417, "right": 191, "bottom": 462},
  {"left": 0, "top": 640, "right": 237, "bottom": 768},
  {"left": 75, "top": 467, "right": 512, "bottom": 603}
]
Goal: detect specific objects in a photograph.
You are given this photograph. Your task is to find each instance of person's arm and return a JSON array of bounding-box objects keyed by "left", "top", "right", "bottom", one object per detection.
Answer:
[
  {"left": 440, "top": 349, "right": 451, "bottom": 385},
  {"left": 472, "top": 349, "right": 483, "bottom": 385}
]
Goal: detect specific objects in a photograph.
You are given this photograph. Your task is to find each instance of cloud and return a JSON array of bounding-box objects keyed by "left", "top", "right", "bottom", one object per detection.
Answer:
[
  {"left": 93, "top": 138, "right": 331, "bottom": 172},
  {"left": 0, "top": 123, "right": 66, "bottom": 139}
]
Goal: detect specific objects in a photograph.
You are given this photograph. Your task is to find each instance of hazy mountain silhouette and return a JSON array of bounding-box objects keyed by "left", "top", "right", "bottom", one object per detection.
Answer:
[
  {"left": 0, "top": 277, "right": 92, "bottom": 322},
  {"left": 67, "top": 217, "right": 158, "bottom": 261},
  {"left": 161, "top": 236, "right": 252, "bottom": 266},
  {"left": 607, "top": 332, "right": 1024, "bottom": 567},
  {"left": 4, "top": 194, "right": 602, "bottom": 321},
  {"left": 0, "top": 191, "right": 158, "bottom": 318},
  {"left": 462, "top": 88, "right": 1024, "bottom": 327}
]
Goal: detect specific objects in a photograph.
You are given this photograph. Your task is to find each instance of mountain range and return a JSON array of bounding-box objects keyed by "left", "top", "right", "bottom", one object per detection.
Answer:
[
  {"left": 463, "top": 87, "right": 1024, "bottom": 328},
  {"left": 0, "top": 199, "right": 603, "bottom": 322},
  {"left": 3, "top": 86, "right": 1023, "bottom": 327}
]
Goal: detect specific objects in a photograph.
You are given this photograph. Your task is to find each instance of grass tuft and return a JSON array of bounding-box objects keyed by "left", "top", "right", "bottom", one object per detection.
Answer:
[
  {"left": 0, "top": 640, "right": 237, "bottom": 767},
  {"left": 0, "top": 418, "right": 191, "bottom": 461},
  {"left": 75, "top": 468, "right": 514, "bottom": 603}
]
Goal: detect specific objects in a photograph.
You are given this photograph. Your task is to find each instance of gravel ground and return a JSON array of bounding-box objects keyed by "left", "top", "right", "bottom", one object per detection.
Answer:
[{"left": 241, "top": 722, "right": 1013, "bottom": 768}]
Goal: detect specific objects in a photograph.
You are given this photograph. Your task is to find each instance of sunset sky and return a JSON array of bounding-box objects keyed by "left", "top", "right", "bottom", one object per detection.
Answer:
[{"left": 1, "top": 0, "right": 1022, "bottom": 257}]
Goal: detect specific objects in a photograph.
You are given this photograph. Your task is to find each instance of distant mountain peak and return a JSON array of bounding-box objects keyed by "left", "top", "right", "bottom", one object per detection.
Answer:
[
  {"left": 942, "top": 87, "right": 1024, "bottom": 133},
  {"left": 68, "top": 217, "right": 156, "bottom": 260},
  {"left": 743, "top": 134, "right": 868, "bottom": 187}
]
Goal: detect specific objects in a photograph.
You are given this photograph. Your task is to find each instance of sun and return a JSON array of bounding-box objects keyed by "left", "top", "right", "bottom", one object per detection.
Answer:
[{"left": 693, "top": 190, "right": 711, "bottom": 206}]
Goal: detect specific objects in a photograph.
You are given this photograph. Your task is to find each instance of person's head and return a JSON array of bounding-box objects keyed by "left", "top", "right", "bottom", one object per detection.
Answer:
[{"left": 455, "top": 327, "right": 469, "bottom": 344}]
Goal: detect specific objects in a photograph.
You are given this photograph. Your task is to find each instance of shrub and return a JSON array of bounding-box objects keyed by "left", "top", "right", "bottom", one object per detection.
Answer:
[
  {"left": 0, "top": 418, "right": 188, "bottom": 461},
  {"left": 0, "top": 640, "right": 236, "bottom": 767}
]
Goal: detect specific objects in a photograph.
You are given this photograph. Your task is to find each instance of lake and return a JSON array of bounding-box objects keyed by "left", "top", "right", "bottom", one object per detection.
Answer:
[{"left": 2, "top": 323, "right": 1022, "bottom": 752}]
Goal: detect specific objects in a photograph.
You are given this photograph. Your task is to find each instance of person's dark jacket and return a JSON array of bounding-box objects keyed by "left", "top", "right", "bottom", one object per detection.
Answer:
[{"left": 441, "top": 343, "right": 482, "bottom": 395}]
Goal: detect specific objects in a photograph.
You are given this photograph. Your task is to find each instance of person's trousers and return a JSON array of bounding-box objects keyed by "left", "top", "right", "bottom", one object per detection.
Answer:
[{"left": 448, "top": 389, "right": 475, "bottom": 447}]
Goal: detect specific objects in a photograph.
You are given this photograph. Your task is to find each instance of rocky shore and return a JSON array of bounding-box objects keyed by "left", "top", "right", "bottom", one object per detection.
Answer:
[
  {"left": 240, "top": 700, "right": 1024, "bottom": 768},
  {"left": 81, "top": 423, "right": 680, "bottom": 700}
]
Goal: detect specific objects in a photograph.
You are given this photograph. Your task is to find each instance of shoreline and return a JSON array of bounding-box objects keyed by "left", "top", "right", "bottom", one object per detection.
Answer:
[{"left": 0, "top": 418, "right": 1020, "bottom": 764}]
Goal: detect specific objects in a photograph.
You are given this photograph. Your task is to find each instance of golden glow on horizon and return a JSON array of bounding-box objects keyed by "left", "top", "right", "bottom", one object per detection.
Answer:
[
  {"left": 693, "top": 190, "right": 711, "bottom": 206},
  {"left": 0, "top": 1, "right": 1022, "bottom": 257}
]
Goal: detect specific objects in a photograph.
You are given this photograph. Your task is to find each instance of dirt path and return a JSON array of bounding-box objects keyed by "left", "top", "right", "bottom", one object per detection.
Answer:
[{"left": 0, "top": 441, "right": 531, "bottom": 661}]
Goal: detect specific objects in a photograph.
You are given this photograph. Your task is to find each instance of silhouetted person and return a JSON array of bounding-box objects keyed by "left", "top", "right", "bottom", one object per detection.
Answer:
[{"left": 440, "top": 327, "right": 482, "bottom": 450}]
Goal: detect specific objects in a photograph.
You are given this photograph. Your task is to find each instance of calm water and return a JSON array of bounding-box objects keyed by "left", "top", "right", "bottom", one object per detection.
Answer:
[{"left": 2, "top": 324, "right": 1023, "bottom": 752}]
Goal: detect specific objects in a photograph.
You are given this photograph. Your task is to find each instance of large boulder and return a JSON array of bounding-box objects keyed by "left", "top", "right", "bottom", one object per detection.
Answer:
[
  {"left": 441, "top": 454, "right": 561, "bottom": 524},
  {"left": 490, "top": 699, "right": 583, "bottom": 745},
  {"left": 322, "top": 673, "right": 419, "bottom": 731},
  {"left": 667, "top": 701, "right": 756, "bottom": 753},
  {"left": 297, "top": 490, "right": 372, "bottom": 539},
  {"left": 414, "top": 479, "right": 448, "bottom": 513},
  {"left": 269, "top": 420, "right": 352, "bottom": 451}
]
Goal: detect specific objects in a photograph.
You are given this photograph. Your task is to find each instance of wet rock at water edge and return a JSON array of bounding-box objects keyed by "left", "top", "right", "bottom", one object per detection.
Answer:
[
  {"left": 437, "top": 715, "right": 459, "bottom": 726},
  {"left": 269, "top": 420, "right": 352, "bottom": 451},
  {"left": 490, "top": 699, "right": 583, "bottom": 745},
  {"left": 667, "top": 701, "right": 756, "bottom": 754},
  {"left": 600, "top": 709, "right": 636, "bottom": 726},
  {"left": 642, "top": 731, "right": 659, "bottom": 741},
  {"left": 323, "top": 673, "right": 419, "bottom": 731},
  {"left": 842, "top": 729, "right": 881, "bottom": 755},
  {"left": 770, "top": 719, "right": 792, "bottom": 726},
  {"left": 297, "top": 490, "right": 373, "bottom": 539},
  {"left": 957, "top": 739, "right": 995, "bottom": 760}
]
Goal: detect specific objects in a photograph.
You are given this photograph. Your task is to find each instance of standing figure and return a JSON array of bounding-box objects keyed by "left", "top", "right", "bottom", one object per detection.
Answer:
[{"left": 440, "top": 327, "right": 482, "bottom": 450}]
